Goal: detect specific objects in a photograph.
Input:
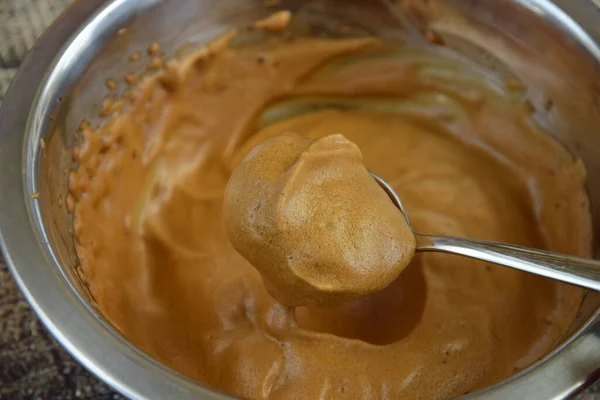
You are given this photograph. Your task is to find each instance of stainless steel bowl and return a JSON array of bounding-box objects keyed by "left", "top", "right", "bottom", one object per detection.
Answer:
[{"left": 1, "top": 0, "right": 600, "bottom": 398}]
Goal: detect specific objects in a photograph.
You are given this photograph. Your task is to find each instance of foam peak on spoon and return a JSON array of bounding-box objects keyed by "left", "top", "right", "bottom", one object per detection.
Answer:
[
  {"left": 224, "top": 133, "right": 416, "bottom": 307},
  {"left": 225, "top": 131, "right": 600, "bottom": 309}
]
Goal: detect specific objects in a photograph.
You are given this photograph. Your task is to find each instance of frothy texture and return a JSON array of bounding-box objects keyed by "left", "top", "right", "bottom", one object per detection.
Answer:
[
  {"left": 224, "top": 133, "right": 416, "bottom": 306},
  {"left": 69, "top": 19, "right": 591, "bottom": 400}
]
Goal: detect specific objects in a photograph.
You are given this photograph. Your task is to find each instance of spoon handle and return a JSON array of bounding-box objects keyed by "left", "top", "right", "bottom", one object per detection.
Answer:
[{"left": 415, "top": 235, "right": 600, "bottom": 292}]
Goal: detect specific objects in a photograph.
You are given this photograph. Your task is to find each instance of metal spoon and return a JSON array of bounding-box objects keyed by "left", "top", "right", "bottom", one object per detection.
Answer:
[{"left": 371, "top": 172, "right": 600, "bottom": 292}]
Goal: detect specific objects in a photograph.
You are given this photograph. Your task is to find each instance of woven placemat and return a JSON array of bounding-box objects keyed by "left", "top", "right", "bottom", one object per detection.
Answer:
[{"left": 0, "top": 0, "right": 598, "bottom": 399}]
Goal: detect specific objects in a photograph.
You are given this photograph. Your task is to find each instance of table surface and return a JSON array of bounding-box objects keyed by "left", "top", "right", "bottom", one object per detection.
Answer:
[{"left": 0, "top": 0, "right": 598, "bottom": 399}]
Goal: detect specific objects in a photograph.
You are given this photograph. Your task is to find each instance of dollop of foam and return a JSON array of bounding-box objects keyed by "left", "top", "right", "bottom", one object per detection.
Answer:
[{"left": 224, "top": 133, "right": 416, "bottom": 306}]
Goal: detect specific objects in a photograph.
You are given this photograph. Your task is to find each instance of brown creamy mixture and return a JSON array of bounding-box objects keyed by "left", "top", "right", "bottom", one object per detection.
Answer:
[
  {"left": 224, "top": 133, "right": 416, "bottom": 307},
  {"left": 69, "top": 15, "right": 591, "bottom": 400}
]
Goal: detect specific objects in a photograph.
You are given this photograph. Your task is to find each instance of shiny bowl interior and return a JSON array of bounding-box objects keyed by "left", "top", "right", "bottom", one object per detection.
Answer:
[{"left": 1, "top": 0, "right": 600, "bottom": 399}]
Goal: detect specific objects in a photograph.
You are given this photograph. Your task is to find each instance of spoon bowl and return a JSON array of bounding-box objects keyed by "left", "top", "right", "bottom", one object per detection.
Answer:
[{"left": 371, "top": 172, "right": 600, "bottom": 292}]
